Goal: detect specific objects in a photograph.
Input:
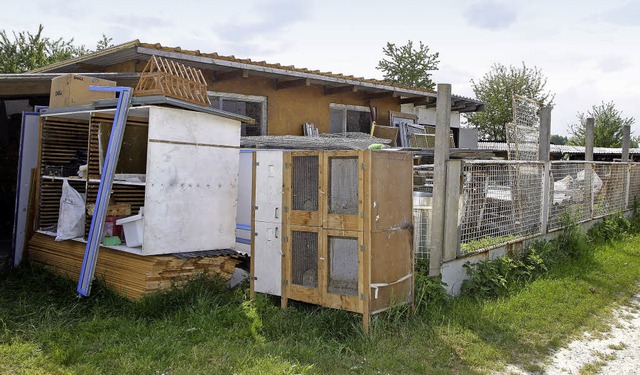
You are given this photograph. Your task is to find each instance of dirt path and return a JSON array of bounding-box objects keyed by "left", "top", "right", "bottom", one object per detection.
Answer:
[{"left": 502, "top": 293, "right": 640, "bottom": 374}]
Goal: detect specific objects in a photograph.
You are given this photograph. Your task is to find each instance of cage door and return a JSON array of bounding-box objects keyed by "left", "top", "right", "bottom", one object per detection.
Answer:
[
  {"left": 285, "top": 226, "right": 323, "bottom": 305},
  {"left": 285, "top": 151, "right": 322, "bottom": 227},
  {"left": 322, "top": 230, "right": 363, "bottom": 313},
  {"left": 324, "top": 151, "right": 363, "bottom": 231}
]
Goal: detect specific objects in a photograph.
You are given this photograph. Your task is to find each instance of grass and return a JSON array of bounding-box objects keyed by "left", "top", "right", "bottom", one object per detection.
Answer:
[{"left": 2, "top": 232, "right": 640, "bottom": 374}]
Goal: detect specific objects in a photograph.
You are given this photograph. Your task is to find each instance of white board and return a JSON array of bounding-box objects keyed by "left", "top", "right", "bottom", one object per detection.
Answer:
[
  {"left": 148, "top": 106, "right": 239, "bottom": 147},
  {"left": 12, "top": 112, "right": 40, "bottom": 267},
  {"left": 253, "top": 221, "right": 282, "bottom": 296},
  {"left": 144, "top": 142, "right": 239, "bottom": 254}
]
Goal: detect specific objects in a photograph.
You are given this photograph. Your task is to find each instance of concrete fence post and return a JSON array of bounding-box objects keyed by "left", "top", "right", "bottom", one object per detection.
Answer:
[
  {"left": 622, "top": 125, "right": 630, "bottom": 163},
  {"left": 539, "top": 106, "right": 552, "bottom": 234},
  {"left": 585, "top": 118, "right": 594, "bottom": 219},
  {"left": 443, "top": 160, "right": 462, "bottom": 262},
  {"left": 429, "top": 83, "right": 452, "bottom": 276}
]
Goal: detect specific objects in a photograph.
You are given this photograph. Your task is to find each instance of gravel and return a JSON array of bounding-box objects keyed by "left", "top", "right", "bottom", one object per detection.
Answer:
[{"left": 501, "top": 293, "right": 640, "bottom": 374}]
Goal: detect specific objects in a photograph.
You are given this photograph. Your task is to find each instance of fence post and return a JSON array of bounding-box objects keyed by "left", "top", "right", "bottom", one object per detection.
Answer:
[
  {"left": 429, "top": 83, "right": 452, "bottom": 276},
  {"left": 622, "top": 125, "right": 630, "bottom": 163},
  {"left": 443, "top": 160, "right": 461, "bottom": 262},
  {"left": 539, "top": 106, "right": 551, "bottom": 234},
  {"left": 585, "top": 118, "right": 594, "bottom": 218}
]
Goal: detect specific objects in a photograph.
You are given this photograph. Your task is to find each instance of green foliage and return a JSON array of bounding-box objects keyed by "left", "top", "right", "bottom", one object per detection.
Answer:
[
  {"left": 568, "top": 101, "right": 636, "bottom": 148},
  {"left": 588, "top": 213, "right": 633, "bottom": 244},
  {"left": 376, "top": 40, "right": 439, "bottom": 90},
  {"left": 550, "top": 134, "right": 568, "bottom": 145},
  {"left": 465, "top": 62, "right": 554, "bottom": 142},
  {"left": 0, "top": 25, "right": 112, "bottom": 73}
]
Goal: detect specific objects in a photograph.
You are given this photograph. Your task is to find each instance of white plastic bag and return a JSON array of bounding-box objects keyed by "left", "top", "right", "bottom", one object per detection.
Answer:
[{"left": 56, "top": 180, "right": 86, "bottom": 241}]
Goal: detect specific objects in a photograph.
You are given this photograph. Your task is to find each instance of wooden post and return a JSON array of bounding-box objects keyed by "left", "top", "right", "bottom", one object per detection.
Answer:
[
  {"left": 622, "top": 125, "right": 630, "bottom": 162},
  {"left": 429, "top": 84, "right": 451, "bottom": 276},
  {"left": 539, "top": 106, "right": 552, "bottom": 234}
]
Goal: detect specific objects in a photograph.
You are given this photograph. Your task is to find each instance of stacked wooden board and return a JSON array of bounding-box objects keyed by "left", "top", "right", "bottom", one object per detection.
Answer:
[{"left": 28, "top": 233, "right": 242, "bottom": 300}]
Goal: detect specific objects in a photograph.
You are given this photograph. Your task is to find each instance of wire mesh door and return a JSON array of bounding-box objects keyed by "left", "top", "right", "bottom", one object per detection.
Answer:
[
  {"left": 285, "top": 151, "right": 322, "bottom": 227},
  {"left": 324, "top": 151, "right": 363, "bottom": 231},
  {"left": 285, "top": 226, "right": 323, "bottom": 305},
  {"left": 322, "top": 230, "right": 362, "bottom": 313}
]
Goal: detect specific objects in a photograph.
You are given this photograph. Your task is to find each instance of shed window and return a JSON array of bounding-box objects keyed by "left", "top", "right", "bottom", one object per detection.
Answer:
[
  {"left": 209, "top": 92, "right": 267, "bottom": 136},
  {"left": 329, "top": 104, "right": 371, "bottom": 134}
]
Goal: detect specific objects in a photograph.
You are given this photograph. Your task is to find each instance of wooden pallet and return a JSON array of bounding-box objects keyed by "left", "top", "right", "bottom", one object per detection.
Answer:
[
  {"left": 27, "top": 233, "right": 241, "bottom": 300},
  {"left": 134, "top": 55, "right": 210, "bottom": 107}
]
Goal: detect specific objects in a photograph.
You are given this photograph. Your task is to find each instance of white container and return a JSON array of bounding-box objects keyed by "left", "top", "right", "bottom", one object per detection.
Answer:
[{"left": 116, "top": 210, "right": 144, "bottom": 247}]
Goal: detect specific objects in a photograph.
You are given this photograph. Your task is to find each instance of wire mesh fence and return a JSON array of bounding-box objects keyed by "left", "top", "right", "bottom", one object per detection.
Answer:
[
  {"left": 593, "top": 163, "right": 628, "bottom": 217},
  {"left": 506, "top": 95, "right": 541, "bottom": 161},
  {"left": 548, "top": 161, "right": 593, "bottom": 231},
  {"left": 413, "top": 191, "right": 432, "bottom": 262},
  {"left": 459, "top": 161, "right": 544, "bottom": 255},
  {"left": 629, "top": 163, "right": 640, "bottom": 209}
]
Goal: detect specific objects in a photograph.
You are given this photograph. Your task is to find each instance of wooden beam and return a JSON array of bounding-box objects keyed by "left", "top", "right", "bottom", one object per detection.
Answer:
[
  {"left": 213, "top": 69, "right": 249, "bottom": 82},
  {"left": 364, "top": 91, "right": 396, "bottom": 100},
  {"left": 324, "top": 85, "right": 357, "bottom": 96},
  {"left": 75, "top": 63, "right": 107, "bottom": 72},
  {"left": 276, "top": 78, "right": 310, "bottom": 90},
  {"left": 400, "top": 96, "right": 433, "bottom": 105}
]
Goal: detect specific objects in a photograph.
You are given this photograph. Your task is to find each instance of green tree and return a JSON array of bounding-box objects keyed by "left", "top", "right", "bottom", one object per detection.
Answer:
[
  {"left": 550, "top": 134, "right": 568, "bottom": 145},
  {"left": 568, "top": 101, "right": 636, "bottom": 148},
  {"left": 376, "top": 40, "right": 439, "bottom": 90},
  {"left": 0, "top": 25, "right": 111, "bottom": 73},
  {"left": 465, "top": 63, "right": 554, "bottom": 142}
]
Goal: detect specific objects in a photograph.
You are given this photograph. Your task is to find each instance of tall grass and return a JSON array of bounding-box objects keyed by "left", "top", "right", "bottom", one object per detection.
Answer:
[{"left": 2, "top": 211, "right": 640, "bottom": 374}]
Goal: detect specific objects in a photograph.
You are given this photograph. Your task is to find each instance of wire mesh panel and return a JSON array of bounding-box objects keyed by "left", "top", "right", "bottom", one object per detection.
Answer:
[
  {"left": 593, "top": 163, "right": 628, "bottom": 217},
  {"left": 328, "top": 157, "right": 359, "bottom": 215},
  {"left": 629, "top": 163, "right": 640, "bottom": 209},
  {"left": 327, "top": 236, "right": 359, "bottom": 296},
  {"left": 292, "top": 156, "right": 319, "bottom": 211},
  {"left": 548, "top": 162, "right": 593, "bottom": 231},
  {"left": 506, "top": 95, "right": 540, "bottom": 161},
  {"left": 291, "top": 230, "right": 318, "bottom": 288},
  {"left": 459, "top": 161, "right": 544, "bottom": 254},
  {"left": 413, "top": 192, "right": 432, "bottom": 262}
]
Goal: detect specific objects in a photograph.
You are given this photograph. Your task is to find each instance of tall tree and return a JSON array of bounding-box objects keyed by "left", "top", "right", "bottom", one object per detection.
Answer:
[
  {"left": 568, "top": 101, "right": 636, "bottom": 148},
  {"left": 0, "top": 25, "right": 111, "bottom": 73},
  {"left": 465, "top": 63, "right": 554, "bottom": 142},
  {"left": 376, "top": 41, "right": 439, "bottom": 90}
]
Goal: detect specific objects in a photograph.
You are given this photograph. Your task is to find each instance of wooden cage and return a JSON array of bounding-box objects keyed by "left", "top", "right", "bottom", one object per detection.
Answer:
[{"left": 281, "top": 150, "right": 414, "bottom": 331}]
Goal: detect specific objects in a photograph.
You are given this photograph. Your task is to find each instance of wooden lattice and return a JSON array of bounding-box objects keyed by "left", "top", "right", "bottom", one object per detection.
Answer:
[{"left": 134, "top": 55, "right": 211, "bottom": 106}]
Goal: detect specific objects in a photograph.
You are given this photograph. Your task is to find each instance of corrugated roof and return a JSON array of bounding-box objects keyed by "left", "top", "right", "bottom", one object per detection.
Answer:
[
  {"left": 478, "top": 142, "right": 640, "bottom": 155},
  {"left": 29, "top": 40, "right": 484, "bottom": 110}
]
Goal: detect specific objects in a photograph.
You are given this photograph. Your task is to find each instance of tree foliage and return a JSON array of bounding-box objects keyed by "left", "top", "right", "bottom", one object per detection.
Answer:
[
  {"left": 568, "top": 101, "right": 636, "bottom": 148},
  {"left": 0, "top": 25, "right": 111, "bottom": 73},
  {"left": 550, "top": 134, "right": 568, "bottom": 145},
  {"left": 465, "top": 63, "right": 554, "bottom": 142},
  {"left": 376, "top": 40, "right": 439, "bottom": 90}
]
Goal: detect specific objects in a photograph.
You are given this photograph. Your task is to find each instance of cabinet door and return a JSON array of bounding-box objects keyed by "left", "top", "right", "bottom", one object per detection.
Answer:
[
  {"left": 323, "top": 151, "right": 363, "bottom": 231},
  {"left": 253, "top": 221, "right": 282, "bottom": 296},
  {"left": 284, "top": 151, "right": 323, "bottom": 227},
  {"left": 254, "top": 151, "right": 283, "bottom": 223},
  {"left": 284, "top": 225, "right": 323, "bottom": 305}
]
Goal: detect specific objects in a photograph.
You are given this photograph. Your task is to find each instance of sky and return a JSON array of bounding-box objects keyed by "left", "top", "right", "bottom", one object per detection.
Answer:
[{"left": 2, "top": 0, "right": 639, "bottom": 137}]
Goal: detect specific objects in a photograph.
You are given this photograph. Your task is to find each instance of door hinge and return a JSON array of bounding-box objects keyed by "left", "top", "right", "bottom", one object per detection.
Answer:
[
  {"left": 361, "top": 162, "right": 366, "bottom": 170},
  {"left": 283, "top": 280, "right": 289, "bottom": 286},
  {"left": 252, "top": 276, "right": 258, "bottom": 281},
  {"left": 254, "top": 205, "right": 259, "bottom": 210},
  {"left": 255, "top": 161, "right": 260, "bottom": 166},
  {"left": 360, "top": 244, "right": 366, "bottom": 252},
  {"left": 360, "top": 211, "right": 364, "bottom": 218},
  {"left": 360, "top": 293, "right": 366, "bottom": 301}
]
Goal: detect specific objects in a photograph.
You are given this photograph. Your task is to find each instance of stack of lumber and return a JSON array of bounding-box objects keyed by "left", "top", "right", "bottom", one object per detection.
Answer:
[{"left": 27, "top": 233, "right": 241, "bottom": 300}]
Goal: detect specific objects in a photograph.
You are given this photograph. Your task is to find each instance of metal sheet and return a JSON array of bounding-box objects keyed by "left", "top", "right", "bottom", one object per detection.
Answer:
[
  {"left": 253, "top": 221, "right": 282, "bottom": 296},
  {"left": 11, "top": 112, "right": 40, "bottom": 267}
]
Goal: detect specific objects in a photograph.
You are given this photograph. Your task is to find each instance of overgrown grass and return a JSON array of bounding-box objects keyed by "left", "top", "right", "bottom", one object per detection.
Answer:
[{"left": 3, "top": 213, "right": 640, "bottom": 374}]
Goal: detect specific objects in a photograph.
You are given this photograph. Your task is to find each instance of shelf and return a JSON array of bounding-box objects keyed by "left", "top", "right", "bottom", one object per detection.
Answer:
[
  {"left": 89, "top": 179, "right": 146, "bottom": 186},
  {"left": 36, "top": 230, "right": 144, "bottom": 256},
  {"left": 41, "top": 175, "right": 86, "bottom": 182}
]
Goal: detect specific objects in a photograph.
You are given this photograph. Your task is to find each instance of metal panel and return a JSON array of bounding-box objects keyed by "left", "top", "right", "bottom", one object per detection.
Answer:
[
  {"left": 144, "top": 143, "right": 239, "bottom": 254},
  {"left": 253, "top": 221, "right": 282, "bottom": 296},
  {"left": 254, "top": 150, "right": 283, "bottom": 223},
  {"left": 11, "top": 112, "right": 40, "bottom": 267}
]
